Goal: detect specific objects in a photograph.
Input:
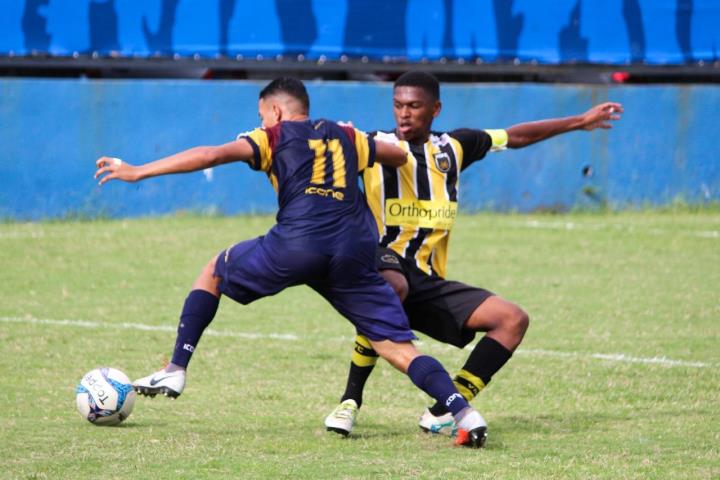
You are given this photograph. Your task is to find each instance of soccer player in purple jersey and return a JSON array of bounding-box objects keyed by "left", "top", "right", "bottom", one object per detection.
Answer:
[{"left": 94, "top": 77, "right": 488, "bottom": 447}]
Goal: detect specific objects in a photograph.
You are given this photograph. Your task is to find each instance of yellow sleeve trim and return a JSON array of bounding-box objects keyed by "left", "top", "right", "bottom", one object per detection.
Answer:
[
  {"left": 484, "top": 129, "right": 508, "bottom": 152},
  {"left": 244, "top": 128, "right": 273, "bottom": 172}
]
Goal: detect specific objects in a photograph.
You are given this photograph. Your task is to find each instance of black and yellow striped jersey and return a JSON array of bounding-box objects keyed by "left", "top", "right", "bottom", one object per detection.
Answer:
[{"left": 362, "top": 128, "right": 508, "bottom": 278}]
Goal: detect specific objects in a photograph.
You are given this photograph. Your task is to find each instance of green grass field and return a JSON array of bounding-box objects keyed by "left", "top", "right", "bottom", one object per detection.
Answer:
[{"left": 1, "top": 212, "right": 718, "bottom": 479}]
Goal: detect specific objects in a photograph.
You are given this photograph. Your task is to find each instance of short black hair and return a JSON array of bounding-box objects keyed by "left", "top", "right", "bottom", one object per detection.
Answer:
[
  {"left": 394, "top": 71, "right": 440, "bottom": 101},
  {"left": 259, "top": 77, "right": 310, "bottom": 113}
]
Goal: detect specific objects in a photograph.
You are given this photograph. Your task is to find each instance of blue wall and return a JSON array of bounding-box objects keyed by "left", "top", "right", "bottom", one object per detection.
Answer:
[
  {"left": 2, "top": 0, "right": 718, "bottom": 64},
  {"left": 0, "top": 78, "right": 718, "bottom": 219}
]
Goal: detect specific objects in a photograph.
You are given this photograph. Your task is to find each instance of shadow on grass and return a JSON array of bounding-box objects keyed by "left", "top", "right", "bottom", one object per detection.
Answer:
[
  {"left": 491, "top": 410, "right": 629, "bottom": 437},
  {"left": 323, "top": 410, "right": 631, "bottom": 450},
  {"left": 100, "top": 420, "right": 171, "bottom": 429}
]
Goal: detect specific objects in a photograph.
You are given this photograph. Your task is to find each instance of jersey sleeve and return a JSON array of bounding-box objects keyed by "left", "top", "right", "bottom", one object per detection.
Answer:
[
  {"left": 354, "top": 128, "right": 376, "bottom": 172},
  {"left": 237, "top": 128, "right": 273, "bottom": 172},
  {"left": 340, "top": 126, "right": 376, "bottom": 172},
  {"left": 451, "top": 128, "right": 507, "bottom": 171}
]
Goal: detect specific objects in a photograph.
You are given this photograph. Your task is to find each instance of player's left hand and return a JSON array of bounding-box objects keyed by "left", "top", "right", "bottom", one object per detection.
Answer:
[
  {"left": 94, "top": 156, "right": 139, "bottom": 185},
  {"left": 580, "top": 102, "right": 624, "bottom": 130}
]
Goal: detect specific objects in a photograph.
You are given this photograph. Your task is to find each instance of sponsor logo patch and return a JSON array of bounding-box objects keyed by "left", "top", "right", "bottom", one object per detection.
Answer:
[
  {"left": 385, "top": 199, "right": 458, "bottom": 230},
  {"left": 305, "top": 186, "right": 345, "bottom": 201}
]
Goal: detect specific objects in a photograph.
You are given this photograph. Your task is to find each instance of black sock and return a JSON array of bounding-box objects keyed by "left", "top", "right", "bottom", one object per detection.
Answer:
[
  {"left": 170, "top": 289, "right": 220, "bottom": 368},
  {"left": 429, "top": 336, "right": 512, "bottom": 416},
  {"left": 339, "top": 335, "right": 378, "bottom": 407}
]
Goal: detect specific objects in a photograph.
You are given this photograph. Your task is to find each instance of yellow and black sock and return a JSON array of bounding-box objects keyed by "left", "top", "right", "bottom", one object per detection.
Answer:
[
  {"left": 339, "top": 335, "right": 378, "bottom": 407},
  {"left": 453, "top": 368, "right": 487, "bottom": 401},
  {"left": 429, "top": 336, "right": 512, "bottom": 416}
]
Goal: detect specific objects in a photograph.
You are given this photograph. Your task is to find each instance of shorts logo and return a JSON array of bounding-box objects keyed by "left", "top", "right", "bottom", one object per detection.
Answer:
[
  {"left": 183, "top": 343, "right": 195, "bottom": 352},
  {"left": 380, "top": 254, "right": 400, "bottom": 264},
  {"left": 434, "top": 152, "right": 451, "bottom": 172}
]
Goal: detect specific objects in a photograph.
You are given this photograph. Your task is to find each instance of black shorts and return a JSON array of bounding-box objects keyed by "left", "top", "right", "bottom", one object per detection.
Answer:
[{"left": 376, "top": 247, "right": 494, "bottom": 348}]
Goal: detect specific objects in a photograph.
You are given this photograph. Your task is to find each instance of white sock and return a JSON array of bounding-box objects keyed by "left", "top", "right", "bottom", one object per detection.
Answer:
[{"left": 454, "top": 407, "right": 487, "bottom": 431}]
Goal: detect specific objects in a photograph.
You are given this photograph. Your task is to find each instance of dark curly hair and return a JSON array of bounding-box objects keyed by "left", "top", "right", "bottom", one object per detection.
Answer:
[{"left": 394, "top": 71, "right": 440, "bottom": 101}]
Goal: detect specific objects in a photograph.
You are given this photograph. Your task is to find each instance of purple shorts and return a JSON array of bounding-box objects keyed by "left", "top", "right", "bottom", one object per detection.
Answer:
[{"left": 214, "top": 236, "right": 416, "bottom": 343}]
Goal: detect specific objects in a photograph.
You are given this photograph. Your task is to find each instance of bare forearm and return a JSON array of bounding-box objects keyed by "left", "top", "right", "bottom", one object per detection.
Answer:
[
  {"left": 506, "top": 115, "right": 583, "bottom": 148},
  {"left": 505, "top": 102, "right": 623, "bottom": 149},
  {"left": 135, "top": 146, "right": 221, "bottom": 180},
  {"left": 375, "top": 140, "right": 408, "bottom": 167},
  {"left": 96, "top": 139, "right": 255, "bottom": 186}
]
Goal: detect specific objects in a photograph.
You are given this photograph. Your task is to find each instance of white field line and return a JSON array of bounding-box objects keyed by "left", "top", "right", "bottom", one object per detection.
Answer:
[
  {"left": 515, "top": 348, "right": 712, "bottom": 369},
  {"left": 1, "top": 316, "right": 713, "bottom": 369},
  {"left": 3, "top": 221, "right": 718, "bottom": 240},
  {"left": 513, "top": 219, "right": 719, "bottom": 239},
  {"left": 0, "top": 316, "right": 297, "bottom": 341},
  {"left": 0, "top": 230, "right": 46, "bottom": 239}
]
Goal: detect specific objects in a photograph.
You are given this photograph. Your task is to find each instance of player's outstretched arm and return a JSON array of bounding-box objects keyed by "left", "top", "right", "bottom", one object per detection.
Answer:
[
  {"left": 505, "top": 102, "right": 623, "bottom": 149},
  {"left": 375, "top": 140, "right": 408, "bottom": 167},
  {"left": 94, "top": 139, "right": 255, "bottom": 185}
]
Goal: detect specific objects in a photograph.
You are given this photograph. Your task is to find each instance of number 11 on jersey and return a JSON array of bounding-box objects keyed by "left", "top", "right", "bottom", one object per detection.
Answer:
[{"left": 308, "top": 139, "right": 347, "bottom": 189}]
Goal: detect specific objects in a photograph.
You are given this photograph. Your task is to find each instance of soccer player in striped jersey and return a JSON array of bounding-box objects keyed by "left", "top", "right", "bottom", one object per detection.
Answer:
[
  {"left": 325, "top": 71, "right": 623, "bottom": 439},
  {"left": 95, "top": 77, "right": 488, "bottom": 447}
]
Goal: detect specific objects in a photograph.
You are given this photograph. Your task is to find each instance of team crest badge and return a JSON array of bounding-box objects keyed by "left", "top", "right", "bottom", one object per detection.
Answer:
[
  {"left": 380, "top": 254, "right": 400, "bottom": 264},
  {"left": 434, "top": 152, "right": 451, "bottom": 172}
]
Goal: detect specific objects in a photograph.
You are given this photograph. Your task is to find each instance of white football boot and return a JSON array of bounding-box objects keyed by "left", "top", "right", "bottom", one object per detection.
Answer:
[
  {"left": 453, "top": 407, "right": 488, "bottom": 448},
  {"left": 418, "top": 407, "right": 458, "bottom": 437},
  {"left": 133, "top": 368, "right": 185, "bottom": 398},
  {"left": 324, "top": 399, "right": 359, "bottom": 436}
]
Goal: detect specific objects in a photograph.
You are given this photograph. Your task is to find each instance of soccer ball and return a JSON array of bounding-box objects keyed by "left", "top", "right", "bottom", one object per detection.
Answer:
[{"left": 76, "top": 367, "right": 136, "bottom": 426}]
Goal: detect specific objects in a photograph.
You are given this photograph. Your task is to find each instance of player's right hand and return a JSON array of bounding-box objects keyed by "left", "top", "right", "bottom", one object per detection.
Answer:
[
  {"left": 94, "top": 156, "right": 139, "bottom": 185},
  {"left": 580, "top": 102, "right": 624, "bottom": 130}
]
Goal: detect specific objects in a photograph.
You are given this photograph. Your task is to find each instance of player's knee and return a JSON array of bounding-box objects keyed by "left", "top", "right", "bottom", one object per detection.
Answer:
[
  {"left": 192, "top": 255, "right": 222, "bottom": 295},
  {"left": 392, "top": 281, "right": 409, "bottom": 302},
  {"left": 204, "top": 256, "right": 219, "bottom": 276},
  {"left": 505, "top": 305, "right": 529, "bottom": 339},
  {"left": 370, "top": 339, "right": 417, "bottom": 373},
  {"left": 381, "top": 269, "right": 409, "bottom": 302},
  {"left": 382, "top": 352, "right": 413, "bottom": 373}
]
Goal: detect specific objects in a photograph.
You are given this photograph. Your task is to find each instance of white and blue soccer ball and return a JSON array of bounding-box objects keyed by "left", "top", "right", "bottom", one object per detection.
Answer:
[{"left": 76, "top": 367, "right": 136, "bottom": 426}]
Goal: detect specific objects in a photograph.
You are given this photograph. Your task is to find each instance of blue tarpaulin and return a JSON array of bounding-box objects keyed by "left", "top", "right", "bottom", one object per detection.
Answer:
[{"left": 1, "top": 0, "right": 718, "bottom": 64}]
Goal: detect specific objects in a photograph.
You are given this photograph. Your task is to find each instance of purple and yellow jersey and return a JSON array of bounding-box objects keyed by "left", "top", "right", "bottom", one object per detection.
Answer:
[{"left": 239, "top": 119, "right": 378, "bottom": 256}]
